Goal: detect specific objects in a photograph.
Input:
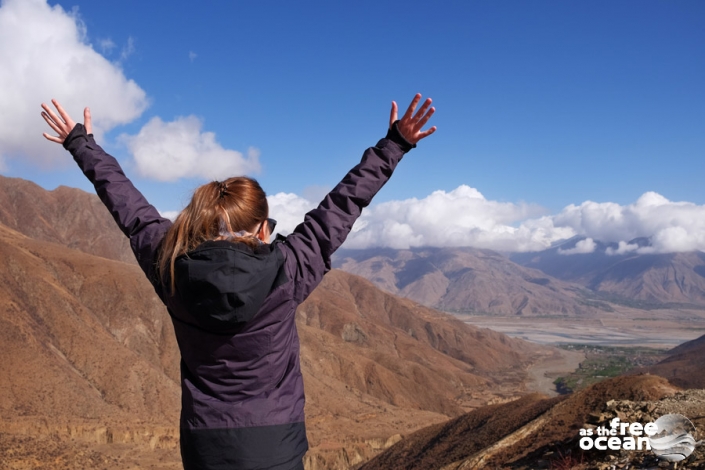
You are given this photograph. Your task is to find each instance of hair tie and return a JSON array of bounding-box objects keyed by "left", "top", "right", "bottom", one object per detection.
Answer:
[{"left": 218, "top": 181, "right": 228, "bottom": 199}]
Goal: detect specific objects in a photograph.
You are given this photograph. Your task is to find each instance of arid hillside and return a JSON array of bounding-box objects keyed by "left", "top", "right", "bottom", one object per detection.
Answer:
[
  {"left": 360, "top": 374, "right": 705, "bottom": 470},
  {"left": 0, "top": 175, "right": 135, "bottom": 264},
  {"left": 0, "top": 223, "right": 181, "bottom": 422},
  {"left": 643, "top": 333, "right": 705, "bottom": 389},
  {"left": 0, "top": 177, "right": 552, "bottom": 469},
  {"left": 0, "top": 221, "right": 182, "bottom": 469},
  {"left": 297, "top": 270, "right": 550, "bottom": 468},
  {"left": 334, "top": 247, "right": 609, "bottom": 316}
]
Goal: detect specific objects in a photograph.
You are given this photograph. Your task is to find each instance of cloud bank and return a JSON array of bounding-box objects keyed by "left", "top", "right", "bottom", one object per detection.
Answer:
[
  {"left": 266, "top": 188, "right": 705, "bottom": 254},
  {"left": 0, "top": 0, "right": 148, "bottom": 165},
  {"left": 121, "top": 116, "right": 261, "bottom": 181},
  {"left": 554, "top": 192, "right": 705, "bottom": 254}
]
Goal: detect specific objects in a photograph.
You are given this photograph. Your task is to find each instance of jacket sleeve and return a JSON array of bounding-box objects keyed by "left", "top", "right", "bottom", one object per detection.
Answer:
[
  {"left": 282, "top": 121, "right": 415, "bottom": 303},
  {"left": 63, "top": 124, "right": 172, "bottom": 291}
]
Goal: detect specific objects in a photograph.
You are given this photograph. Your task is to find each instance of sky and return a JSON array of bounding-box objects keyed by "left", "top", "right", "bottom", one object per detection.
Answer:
[{"left": 1, "top": 0, "right": 704, "bottom": 253}]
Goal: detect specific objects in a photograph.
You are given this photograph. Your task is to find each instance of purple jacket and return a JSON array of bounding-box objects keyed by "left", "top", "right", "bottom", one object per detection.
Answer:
[{"left": 64, "top": 122, "right": 414, "bottom": 470}]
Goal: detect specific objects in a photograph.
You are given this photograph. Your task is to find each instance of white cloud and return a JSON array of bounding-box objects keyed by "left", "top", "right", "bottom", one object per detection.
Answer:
[
  {"left": 188, "top": 51, "right": 197, "bottom": 62},
  {"left": 267, "top": 192, "right": 317, "bottom": 237},
  {"left": 551, "top": 192, "right": 705, "bottom": 254},
  {"left": 0, "top": 0, "right": 148, "bottom": 166},
  {"left": 98, "top": 38, "right": 116, "bottom": 54},
  {"left": 558, "top": 238, "right": 596, "bottom": 255},
  {"left": 160, "top": 185, "right": 705, "bottom": 255},
  {"left": 120, "top": 116, "right": 261, "bottom": 182},
  {"left": 343, "top": 185, "right": 554, "bottom": 251},
  {"left": 261, "top": 185, "right": 567, "bottom": 252},
  {"left": 605, "top": 241, "right": 639, "bottom": 256},
  {"left": 119, "top": 36, "right": 135, "bottom": 63}
]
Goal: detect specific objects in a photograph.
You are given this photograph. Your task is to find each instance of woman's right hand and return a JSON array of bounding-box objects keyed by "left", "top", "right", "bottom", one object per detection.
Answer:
[
  {"left": 41, "top": 99, "right": 92, "bottom": 144},
  {"left": 389, "top": 93, "right": 436, "bottom": 144}
]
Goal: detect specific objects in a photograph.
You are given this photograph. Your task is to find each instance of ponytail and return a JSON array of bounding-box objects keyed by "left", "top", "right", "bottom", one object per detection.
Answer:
[{"left": 157, "top": 177, "right": 268, "bottom": 295}]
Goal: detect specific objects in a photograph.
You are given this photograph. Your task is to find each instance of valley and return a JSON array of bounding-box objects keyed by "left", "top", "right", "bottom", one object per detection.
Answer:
[
  {"left": 460, "top": 307, "right": 705, "bottom": 399},
  {"left": 457, "top": 307, "right": 705, "bottom": 347}
]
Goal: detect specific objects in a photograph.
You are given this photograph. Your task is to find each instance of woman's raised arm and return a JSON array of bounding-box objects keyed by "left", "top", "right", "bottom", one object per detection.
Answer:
[
  {"left": 41, "top": 100, "right": 172, "bottom": 292},
  {"left": 281, "top": 94, "right": 436, "bottom": 303}
]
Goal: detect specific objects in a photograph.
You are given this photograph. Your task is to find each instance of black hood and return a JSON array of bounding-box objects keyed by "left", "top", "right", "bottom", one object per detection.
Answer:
[{"left": 174, "top": 240, "right": 286, "bottom": 331}]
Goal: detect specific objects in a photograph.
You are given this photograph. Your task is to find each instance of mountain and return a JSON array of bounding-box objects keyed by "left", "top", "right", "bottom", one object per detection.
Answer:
[
  {"left": 333, "top": 247, "right": 610, "bottom": 316},
  {"left": 642, "top": 333, "right": 705, "bottom": 389},
  {"left": 0, "top": 221, "right": 183, "bottom": 468},
  {"left": 0, "top": 175, "right": 135, "bottom": 264},
  {"left": 359, "top": 374, "right": 693, "bottom": 470},
  {"left": 0, "top": 177, "right": 553, "bottom": 469},
  {"left": 511, "top": 236, "right": 705, "bottom": 307},
  {"left": 0, "top": 223, "right": 181, "bottom": 421},
  {"left": 298, "top": 270, "right": 550, "bottom": 468}
]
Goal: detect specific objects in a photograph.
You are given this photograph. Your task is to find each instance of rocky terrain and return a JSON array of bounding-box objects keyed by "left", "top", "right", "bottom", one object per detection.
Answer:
[
  {"left": 359, "top": 374, "right": 705, "bottom": 469},
  {"left": 0, "top": 177, "right": 552, "bottom": 469},
  {"left": 333, "top": 247, "right": 610, "bottom": 316}
]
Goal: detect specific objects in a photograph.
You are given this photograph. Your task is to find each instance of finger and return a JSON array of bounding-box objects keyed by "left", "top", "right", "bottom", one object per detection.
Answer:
[
  {"left": 412, "top": 98, "right": 433, "bottom": 124},
  {"left": 84, "top": 107, "right": 92, "bottom": 134},
  {"left": 389, "top": 101, "right": 398, "bottom": 128},
  {"left": 41, "top": 112, "right": 64, "bottom": 136},
  {"left": 415, "top": 107, "right": 436, "bottom": 130},
  {"left": 41, "top": 102, "right": 64, "bottom": 127},
  {"left": 51, "top": 99, "right": 76, "bottom": 129},
  {"left": 42, "top": 132, "right": 64, "bottom": 144},
  {"left": 416, "top": 126, "right": 437, "bottom": 141},
  {"left": 401, "top": 93, "right": 422, "bottom": 123}
]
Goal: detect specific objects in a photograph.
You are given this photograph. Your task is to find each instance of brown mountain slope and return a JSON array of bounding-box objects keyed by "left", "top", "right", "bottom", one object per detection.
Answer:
[
  {"left": 643, "top": 333, "right": 705, "bottom": 389},
  {"left": 298, "top": 270, "right": 549, "bottom": 452},
  {"left": 359, "top": 375, "right": 680, "bottom": 470},
  {"left": 0, "top": 223, "right": 181, "bottom": 423},
  {"left": 0, "top": 175, "right": 134, "bottom": 264},
  {"left": 268, "top": 269, "right": 553, "bottom": 468},
  {"left": 356, "top": 393, "right": 563, "bottom": 470},
  {"left": 333, "top": 247, "right": 607, "bottom": 316}
]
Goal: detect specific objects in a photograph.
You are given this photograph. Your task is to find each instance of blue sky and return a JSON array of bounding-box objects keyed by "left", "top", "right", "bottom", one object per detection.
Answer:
[{"left": 2, "top": 0, "right": 705, "bottom": 252}]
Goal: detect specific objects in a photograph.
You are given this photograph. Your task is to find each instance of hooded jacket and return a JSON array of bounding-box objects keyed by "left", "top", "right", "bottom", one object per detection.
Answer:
[{"left": 63, "top": 122, "right": 414, "bottom": 470}]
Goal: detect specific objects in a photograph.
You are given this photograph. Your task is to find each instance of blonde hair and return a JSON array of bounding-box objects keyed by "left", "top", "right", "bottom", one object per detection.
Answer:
[{"left": 157, "top": 176, "right": 268, "bottom": 294}]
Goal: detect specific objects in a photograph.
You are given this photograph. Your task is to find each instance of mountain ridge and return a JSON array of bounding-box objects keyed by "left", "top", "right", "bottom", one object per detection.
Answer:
[
  {"left": 511, "top": 236, "right": 705, "bottom": 306},
  {"left": 333, "top": 246, "right": 609, "bottom": 316}
]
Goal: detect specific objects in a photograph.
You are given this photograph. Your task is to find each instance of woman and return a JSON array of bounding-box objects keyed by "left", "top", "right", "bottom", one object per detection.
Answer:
[{"left": 41, "top": 94, "right": 436, "bottom": 470}]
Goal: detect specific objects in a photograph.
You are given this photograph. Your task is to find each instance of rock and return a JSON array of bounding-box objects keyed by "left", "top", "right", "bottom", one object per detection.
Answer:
[{"left": 587, "top": 412, "right": 603, "bottom": 424}]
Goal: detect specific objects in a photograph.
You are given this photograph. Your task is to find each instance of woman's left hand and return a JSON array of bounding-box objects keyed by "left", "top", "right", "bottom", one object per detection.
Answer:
[
  {"left": 41, "top": 99, "right": 92, "bottom": 144},
  {"left": 389, "top": 93, "right": 436, "bottom": 144}
]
